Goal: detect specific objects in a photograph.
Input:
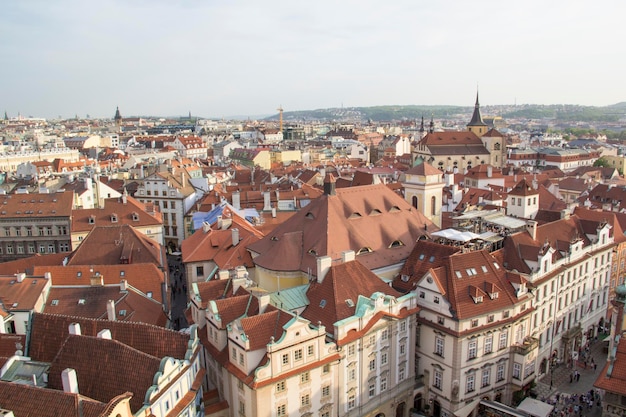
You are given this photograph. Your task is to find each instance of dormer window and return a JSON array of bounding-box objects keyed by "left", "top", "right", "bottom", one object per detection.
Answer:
[
  {"left": 111, "top": 213, "right": 118, "bottom": 223},
  {"left": 357, "top": 247, "right": 372, "bottom": 255},
  {"left": 88, "top": 215, "right": 95, "bottom": 224},
  {"left": 490, "top": 292, "right": 499, "bottom": 300},
  {"left": 132, "top": 212, "right": 139, "bottom": 221},
  {"left": 389, "top": 240, "right": 404, "bottom": 248}
]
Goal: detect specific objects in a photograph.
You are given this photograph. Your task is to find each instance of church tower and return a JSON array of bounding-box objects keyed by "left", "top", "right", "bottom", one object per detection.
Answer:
[
  {"left": 402, "top": 162, "right": 444, "bottom": 227},
  {"left": 467, "top": 92, "right": 488, "bottom": 137},
  {"left": 114, "top": 106, "right": 122, "bottom": 128}
]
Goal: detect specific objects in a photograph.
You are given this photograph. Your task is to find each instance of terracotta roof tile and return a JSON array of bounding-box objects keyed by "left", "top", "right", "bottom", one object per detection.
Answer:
[
  {"left": 393, "top": 240, "right": 461, "bottom": 292},
  {"left": 0, "top": 274, "right": 49, "bottom": 312},
  {"left": 0, "top": 191, "right": 73, "bottom": 219},
  {"left": 240, "top": 309, "right": 293, "bottom": 350},
  {"left": 0, "top": 333, "right": 26, "bottom": 357},
  {"left": 71, "top": 196, "right": 162, "bottom": 233}
]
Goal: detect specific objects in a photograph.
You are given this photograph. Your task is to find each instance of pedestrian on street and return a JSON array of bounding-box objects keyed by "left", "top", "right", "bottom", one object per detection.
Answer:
[{"left": 570, "top": 373, "right": 573, "bottom": 383}]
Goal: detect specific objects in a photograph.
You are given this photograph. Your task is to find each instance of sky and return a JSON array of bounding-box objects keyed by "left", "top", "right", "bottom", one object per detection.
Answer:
[{"left": 1, "top": 0, "right": 625, "bottom": 119}]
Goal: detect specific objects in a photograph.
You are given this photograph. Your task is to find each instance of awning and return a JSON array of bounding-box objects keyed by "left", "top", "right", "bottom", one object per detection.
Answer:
[
  {"left": 516, "top": 398, "right": 554, "bottom": 417},
  {"left": 454, "top": 398, "right": 481, "bottom": 417}
]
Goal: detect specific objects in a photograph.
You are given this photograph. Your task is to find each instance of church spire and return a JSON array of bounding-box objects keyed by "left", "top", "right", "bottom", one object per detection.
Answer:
[
  {"left": 429, "top": 114, "right": 434, "bottom": 134},
  {"left": 114, "top": 106, "right": 122, "bottom": 125},
  {"left": 467, "top": 91, "right": 487, "bottom": 127},
  {"left": 419, "top": 115, "right": 425, "bottom": 134}
]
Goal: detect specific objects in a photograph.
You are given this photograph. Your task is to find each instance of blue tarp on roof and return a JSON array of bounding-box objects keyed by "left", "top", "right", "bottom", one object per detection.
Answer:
[{"left": 192, "top": 203, "right": 260, "bottom": 230}]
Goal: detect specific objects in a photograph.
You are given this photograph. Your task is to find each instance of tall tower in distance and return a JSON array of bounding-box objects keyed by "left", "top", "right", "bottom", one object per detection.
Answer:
[
  {"left": 277, "top": 106, "right": 283, "bottom": 133},
  {"left": 114, "top": 106, "right": 122, "bottom": 129},
  {"left": 467, "top": 91, "right": 488, "bottom": 137}
]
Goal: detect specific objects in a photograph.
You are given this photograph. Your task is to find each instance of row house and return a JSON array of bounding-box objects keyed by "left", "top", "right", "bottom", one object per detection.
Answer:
[
  {"left": 174, "top": 135, "right": 209, "bottom": 159},
  {"left": 0, "top": 191, "right": 73, "bottom": 262},
  {"left": 502, "top": 214, "right": 614, "bottom": 379},
  {"left": 192, "top": 251, "right": 418, "bottom": 417},
  {"left": 507, "top": 148, "right": 600, "bottom": 172},
  {"left": 0, "top": 147, "right": 80, "bottom": 173},
  {"left": 393, "top": 240, "right": 534, "bottom": 414}
]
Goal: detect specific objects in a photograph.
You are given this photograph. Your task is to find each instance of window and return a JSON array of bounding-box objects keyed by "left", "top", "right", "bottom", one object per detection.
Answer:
[
  {"left": 471, "top": 319, "right": 479, "bottom": 327},
  {"left": 282, "top": 353, "right": 288, "bottom": 365},
  {"left": 300, "top": 372, "right": 310, "bottom": 383},
  {"left": 488, "top": 314, "right": 494, "bottom": 323},
  {"left": 369, "top": 359, "right": 376, "bottom": 371},
  {"left": 322, "top": 385, "right": 330, "bottom": 397},
  {"left": 485, "top": 335, "right": 493, "bottom": 354},
  {"left": 26, "top": 227, "right": 32, "bottom": 236},
  {"left": 400, "top": 321, "right": 407, "bottom": 332},
  {"left": 434, "top": 296, "right": 440, "bottom": 304},
  {"left": 301, "top": 394, "right": 310, "bottom": 407},
  {"left": 276, "top": 381, "right": 285, "bottom": 392},
  {"left": 419, "top": 291, "right": 425, "bottom": 298},
  {"left": 513, "top": 363, "right": 521, "bottom": 379},
  {"left": 435, "top": 336, "right": 444, "bottom": 356},
  {"left": 434, "top": 370, "right": 442, "bottom": 389},
  {"left": 369, "top": 382, "right": 376, "bottom": 397},
  {"left": 369, "top": 335, "right": 376, "bottom": 346},
  {"left": 399, "top": 365, "right": 406, "bottom": 381},
  {"left": 437, "top": 316, "right": 445, "bottom": 325},
  {"left": 322, "top": 364, "right": 330, "bottom": 374},
  {"left": 466, "top": 374, "right": 475, "bottom": 393},
  {"left": 380, "top": 376, "right": 387, "bottom": 392},
  {"left": 239, "top": 400, "right": 245, "bottom": 415},
  {"left": 348, "top": 394, "right": 356, "bottom": 410},
  {"left": 381, "top": 352, "right": 388, "bottom": 365},
  {"left": 171, "top": 201, "right": 176, "bottom": 209},
  {"left": 482, "top": 369, "right": 491, "bottom": 387},
  {"left": 239, "top": 353, "right": 244, "bottom": 365},
  {"left": 307, "top": 345, "right": 314, "bottom": 356},
  {"left": 348, "top": 367, "right": 356, "bottom": 381},
  {"left": 17, "top": 244, "right": 23, "bottom": 254},
  {"left": 497, "top": 363, "right": 505, "bottom": 381},
  {"left": 468, "top": 340, "right": 477, "bottom": 359},
  {"left": 277, "top": 404, "right": 287, "bottom": 416},
  {"left": 499, "top": 332, "right": 508, "bottom": 349},
  {"left": 28, "top": 244, "right": 35, "bottom": 254},
  {"left": 196, "top": 266, "right": 204, "bottom": 277},
  {"left": 381, "top": 328, "right": 388, "bottom": 341},
  {"left": 400, "top": 343, "right": 406, "bottom": 355},
  {"left": 348, "top": 344, "right": 355, "bottom": 356},
  {"left": 294, "top": 349, "right": 303, "bottom": 361},
  {"left": 48, "top": 244, "right": 55, "bottom": 253},
  {"left": 6, "top": 245, "right": 13, "bottom": 254}
]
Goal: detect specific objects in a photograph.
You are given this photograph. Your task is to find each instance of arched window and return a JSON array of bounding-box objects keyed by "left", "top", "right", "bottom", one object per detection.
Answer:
[
  {"left": 412, "top": 196, "right": 418, "bottom": 209},
  {"left": 431, "top": 196, "right": 436, "bottom": 216}
]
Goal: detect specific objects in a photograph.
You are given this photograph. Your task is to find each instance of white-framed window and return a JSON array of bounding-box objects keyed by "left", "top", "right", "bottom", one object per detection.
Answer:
[
  {"left": 277, "top": 404, "right": 287, "bottom": 416},
  {"left": 301, "top": 394, "right": 310, "bottom": 407},
  {"left": 381, "top": 328, "right": 388, "bottom": 341},
  {"left": 369, "top": 382, "right": 376, "bottom": 397},
  {"left": 399, "top": 365, "right": 405, "bottom": 381},
  {"left": 348, "top": 344, "right": 355, "bottom": 356},
  {"left": 468, "top": 340, "right": 477, "bottom": 359},
  {"left": 482, "top": 369, "right": 491, "bottom": 387},
  {"left": 513, "top": 363, "right": 521, "bottom": 379},
  {"left": 323, "top": 364, "right": 330, "bottom": 374},
  {"left": 348, "top": 394, "right": 356, "bottom": 410},
  {"left": 239, "top": 400, "right": 245, "bottom": 416},
  {"left": 434, "top": 370, "right": 442, "bottom": 389},
  {"left": 282, "top": 353, "right": 289, "bottom": 365},
  {"left": 300, "top": 372, "right": 310, "bottom": 383},
  {"left": 380, "top": 376, "right": 387, "bottom": 392},
  {"left": 485, "top": 335, "right": 493, "bottom": 354},
  {"left": 369, "top": 359, "right": 376, "bottom": 371},
  {"left": 400, "top": 320, "right": 407, "bottom": 332},
  {"left": 499, "top": 332, "right": 508, "bottom": 350},
  {"left": 307, "top": 345, "right": 314, "bottom": 356},
  {"left": 294, "top": 349, "right": 303, "bottom": 361},
  {"left": 381, "top": 352, "right": 388, "bottom": 365},
  {"left": 348, "top": 367, "right": 356, "bottom": 381},
  {"left": 276, "top": 381, "right": 285, "bottom": 392},
  {"left": 466, "top": 374, "right": 475, "bottom": 393},
  {"left": 322, "top": 385, "right": 330, "bottom": 397},
  {"left": 435, "top": 336, "right": 444, "bottom": 356},
  {"left": 400, "top": 343, "right": 406, "bottom": 355},
  {"left": 497, "top": 363, "right": 505, "bottom": 381}
]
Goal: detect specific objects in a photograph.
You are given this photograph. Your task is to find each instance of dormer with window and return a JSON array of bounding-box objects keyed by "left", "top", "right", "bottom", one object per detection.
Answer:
[
  {"left": 111, "top": 213, "right": 118, "bottom": 223},
  {"left": 132, "top": 212, "right": 139, "bottom": 221},
  {"left": 88, "top": 215, "right": 96, "bottom": 224}
]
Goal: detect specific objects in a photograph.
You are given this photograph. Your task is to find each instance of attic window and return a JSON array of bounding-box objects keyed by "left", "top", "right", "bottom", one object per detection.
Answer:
[
  {"left": 481, "top": 265, "right": 488, "bottom": 273},
  {"left": 357, "top": 247, "right": 372, "bottom": 255},
  {"left": 455, "top": 270, "right": 462, "bottom": 278},
  {"left": 119, "top": 309, "right": 127, "bottom": 316},
  {"left": 88, "top": 216, "right": 95, "bottom": 224},
  {"left": 77, "top": 272, "right": 82, "bottom": 278},
  {"left": 305, "top": 212, "right": 315, "bottom": 219},
  {"left": 370, "top": 209, "right": 382, "bottom": 216},
  {"left": 401, "top": 274, "right": 409, "bottom": 282},
  {"left": 147, "top": 291, "right": 153, "bottom": 298},
  {"left": 389, "top": 240, "right": 404, "bottom": 248},
  {"left": 389, "top": 205, "right": 401, "bottom": 213},
  {"left": 428, "top": 255, "right": 435, "bottom": 263},
  {"left": 120, "top": 271, "right": 125, "bottom": 276},
  {"left": 490, "top": 292, "right": 499, "bottom": 300},
  {"left": 78, "top": 299, "right": 86, "bottom": 305},
  {"left": 308, "top": 249, "right": 318, "bottom": 256},
  {"left": 349, "top": 212, "right": 362, "bottom": 219},
  {"left": 473, "top": 296, "right": 483, "bottom": 304},
  {"left": 493, "top": 262, "right": 500, "bottom": 270},
  {"left": 319, "top": 299, "right": 326, "bottom": 308},
  {"left": 345, "top": 299, "right": 355, "bottom": 307},
  {"left": 132, "top": 212, "right": 139, "bottom": 221},
  {"left": 466, "top": 268, "right": 477, "bottom": 276},
  {"left": 418, "top": 254, "right": 425, "bottom": 261},
  {"left": 51, "top": 299, "right": 59, "bottom": 306},
  {"left": 111, "top": 213, "right": 118, "bottom": 223},
  {"left": 270, "top": 236, "right": 279, "bottom": 241},
  {"left": 12, "top": 302, "right": 18, "bottom": 308}
]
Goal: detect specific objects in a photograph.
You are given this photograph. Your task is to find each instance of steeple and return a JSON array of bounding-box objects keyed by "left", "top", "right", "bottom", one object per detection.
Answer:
[
  {"left": 467, "top": 91, "right": 488, "bottom": 137},
  {"left": 114, "top": 106, "right": 122, "bottom": 125},
  {"left": 419, "top": 115, "right": 425, "bottom": 134},
  {"left": 428, "top": 114, "right": 434, "bottom": 134}
]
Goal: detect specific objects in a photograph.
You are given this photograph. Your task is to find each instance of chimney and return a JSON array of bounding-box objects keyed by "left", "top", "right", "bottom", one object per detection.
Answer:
[
  {"left": 258, "top": 294, "right": 271, "bottom": 314},
  {"left": 202, "top": 221, "right": 211, "bottom": 233},
  {"left": 341, "top": 250, "right": 355, "bottom": 263},
  {"left": 526, "top": 220, "right": 538, "bottom": 241},
  {"left": 316, "top": 256, "right": 332, "bottom": 283},
  {"left": 561, "top": 209, "right": 570, "bottom": 220},
  {"left": 232, "top": 190, "right": 241, "bottom": 210},
  {"left": 16, "top": 273, "right": 25, "bottom": 283},
  {"left": 181, "top": 172, "right": 186, "bottom": 187},
  {"left": 487, "top": 165, "right": 493, "bottom": 178},
  {"left": 122, "top": 188, "right": 128, "bottom": 204},
  {"left": 97, "top": 329, "right": 112, "bottom": 339},
  {"left": 272, "top": 207, "right": 277, "bottom": 218},
  {"left": 232, "top": 277, "right": 246, "bottom": 293},
  {"left": 106, "top": 300, "right": 116, "bottom": 321},
  {"left": 61, "top": 368, "right": 79, "bottom": 394},
  {"left": 217, "top": 215, "right": 223, "bottom": 230},
  {"left": 218, "top": 270, "right": 230, "bottom": 280},
  {"left": 90, "top": 273, "right": 104, "bottom": 286},
  {"left": 232, "top": 228, "right": 240, "bottom": 246},
  {"left": 120, "top": 279, "right": 127, "bottom": 291},
  {"left": 263, "top": 191, "right": 271, "bottom": 211},
  {"left": 323, "top": 173, "right": 336, "bottom": 196},
  {"left": 44, "top": 272, "right": 51, "bottom": 280},
  {"left": 68, "top": 323, "right": 81, "bottom": 335}
]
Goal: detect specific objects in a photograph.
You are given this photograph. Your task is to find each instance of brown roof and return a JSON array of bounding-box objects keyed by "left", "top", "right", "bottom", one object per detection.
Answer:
[
  {"left": 240, "top": 308, "right": 293, "bottom": 350},
  {"left": 0, "top": 274, "right": 49, "bottom": 312},
  {"left": 0, "top": 381, "right": 108, "bottom": 417},
  {"left": 302, "top": 260, "right": 402, "bottom": 337},
  {"left": 32, "top": 264, "right": 165, "bottom": 303},
  {"left": 393, "top": 240, "right": 461, "bottom": 292},
  {"left": 508, "top": 178, "right": 539, "bottom": 196},
  {"left": 594, "top": 338, "right": 626, "bottom": 395},
  {"left": 248, "top": 184, "right": 437, "bottom": 274},
  {"left": 71, "top": 196, "right": 162, "bottom": 233},
  {"left": 0, "top": 191, "right": 73, "bottom": 219},
  {"left": 419, "top": 131, "right": 484, "bottom": 146},
  {"left": 28, "top": 313, "right": 189, "bottom": 363},
  {"left": 405, "top": 162, "right": 442, "bottom": 176},
  {"left": 47, "top": 335, "right": 161, "bottom": 413},
  {"left": 0, "top": 333, "right": 26, "bottom": 357},
  {"left": 0, "top": 253, "right": 68, "bottom": 275},
  {"left": 67, "top": 224, "right": 165, "bottom": 268}
]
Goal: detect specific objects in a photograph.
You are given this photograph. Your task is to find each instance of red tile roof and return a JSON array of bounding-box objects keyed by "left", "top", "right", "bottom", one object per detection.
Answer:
[
  {"left": 0, "top": 274, "right": 49, "bottom": 312},
  {"left": 594, "top": 338, "right": 626, "bottom": 395},
  {"left": 71, "top": 196, "right": 162, "bottom": 233},
  {"left": 393, "top": 240, "right": 461, "bottom": 292},
  {"left": 248, "top": 184, "right": 437, "bottom": 275},
  {"left": 0, "top": 191, "right": 73, "bottom": 218}
]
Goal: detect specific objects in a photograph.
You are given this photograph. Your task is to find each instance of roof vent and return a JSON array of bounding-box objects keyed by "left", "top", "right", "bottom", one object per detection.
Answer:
[
  {"left": 345, "top": 299, "right": 355, "bottom": 308},
  {"left": 319, "top": 299, "right": 326, "bottom": 308}
]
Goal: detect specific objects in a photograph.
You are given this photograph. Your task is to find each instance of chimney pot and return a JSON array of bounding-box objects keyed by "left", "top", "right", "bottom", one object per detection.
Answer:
[
  {"left": 68, "top": 322, "right": 81, "bottom": 335},
  {"left": 16, "top": 273, "right": 25, "bottom": 283},
  {"left": 106, "top": 300, "right": 116, "bottom": 321},
  {"left": 232, "top": 228, "right": 240, "bottom": 246},
  {"left": 316, "top": 256, "right": 332, "bottom": 283},
  {"left": 341, "top": 250, "right": 355, "bottom": 263},
  {"left": 97, "top": 329, "right": 112, "bottom": 339},
  {"left": 61, "top": 368, "right": 79, "bottom": 394}
]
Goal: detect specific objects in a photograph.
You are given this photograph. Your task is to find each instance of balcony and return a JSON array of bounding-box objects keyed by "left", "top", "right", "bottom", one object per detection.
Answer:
[{"left": 511, "top": 336, "right": 539, "bottom": 356}]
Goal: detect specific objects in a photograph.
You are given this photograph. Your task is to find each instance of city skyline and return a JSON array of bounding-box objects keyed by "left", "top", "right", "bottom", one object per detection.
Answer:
[{"left": 2, "top": 0, "right": 624, "bottom": 119}]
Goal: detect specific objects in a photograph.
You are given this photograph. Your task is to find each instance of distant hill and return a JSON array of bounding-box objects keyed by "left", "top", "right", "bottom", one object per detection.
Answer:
[{"left": 265, "top": 103, "right": 626, "bottom": 123}]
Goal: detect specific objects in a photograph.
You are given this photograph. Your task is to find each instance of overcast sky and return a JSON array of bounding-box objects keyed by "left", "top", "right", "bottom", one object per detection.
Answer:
[{"left": 2, "top": 0, "right": 625, "bottom": 119}]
